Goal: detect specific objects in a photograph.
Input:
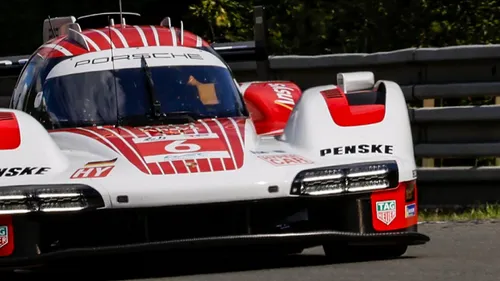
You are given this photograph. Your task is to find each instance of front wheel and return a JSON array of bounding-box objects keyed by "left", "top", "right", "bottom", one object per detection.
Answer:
[{"left": 323, "top": 244, "right": 408, "bottom": 262}]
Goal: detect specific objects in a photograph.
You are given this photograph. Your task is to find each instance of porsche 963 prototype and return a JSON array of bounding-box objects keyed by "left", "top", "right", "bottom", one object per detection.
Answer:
[{"left": 0, "top": 9, "right": 429, "bottom": 268}]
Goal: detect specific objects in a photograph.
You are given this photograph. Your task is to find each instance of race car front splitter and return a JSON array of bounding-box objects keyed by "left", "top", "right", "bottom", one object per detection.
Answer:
[{"left": 0, "top": 229, "right": 429, "bottom": 268}]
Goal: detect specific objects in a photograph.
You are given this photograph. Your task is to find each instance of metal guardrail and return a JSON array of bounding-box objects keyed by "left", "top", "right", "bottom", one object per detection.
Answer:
[{"left": 1, "top": 44, "right": 500, "bottom": 208}]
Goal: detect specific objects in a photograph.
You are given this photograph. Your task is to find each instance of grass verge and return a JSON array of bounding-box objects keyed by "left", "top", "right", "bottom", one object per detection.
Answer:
[{"left": 419, "top": 204, "right": 500, "bottom": 221}]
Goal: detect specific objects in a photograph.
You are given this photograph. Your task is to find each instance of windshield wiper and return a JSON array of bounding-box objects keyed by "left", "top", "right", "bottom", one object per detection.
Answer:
[
  {"left": 141, "top": 55, "right": 162, "bottom": 120},
  {"left": 162, "top": 111, "right": 212, "bottom": 122},
  {"left": 118, "top": 111, "right": 212, "bottom": 126}
]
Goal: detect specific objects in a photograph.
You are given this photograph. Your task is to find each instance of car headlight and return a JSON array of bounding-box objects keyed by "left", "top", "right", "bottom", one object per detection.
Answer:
[
  {"left": 290, "top": 161, "right": 398, "bottom": 196},
  {"left": 0, "top": 184, "right": 105, "bottom": 215}
]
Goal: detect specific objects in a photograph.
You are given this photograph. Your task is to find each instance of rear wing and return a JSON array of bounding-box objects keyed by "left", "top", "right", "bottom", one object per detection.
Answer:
[{"left": 0, "top": 5, "right": 271, "bottom": 80}]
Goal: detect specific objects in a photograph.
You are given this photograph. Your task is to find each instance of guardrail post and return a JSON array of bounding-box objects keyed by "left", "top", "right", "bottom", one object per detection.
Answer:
[
  {"left": 253, "top": 5, "right": 271, "bottom": 80},
  {"left": 496, "top": 97, "right": 500, "bottom": 166},
  {"left": 422, "top": 98, "right": 435, "bottom": 167}
]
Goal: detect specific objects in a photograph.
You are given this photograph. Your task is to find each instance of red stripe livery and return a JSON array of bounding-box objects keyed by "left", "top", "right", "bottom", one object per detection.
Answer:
[
  {"left": 38, "top": 25, "right": 211, "bottom": 59},
  {"left": 51, "top": 118, "right": 247, "bottom": 175}
]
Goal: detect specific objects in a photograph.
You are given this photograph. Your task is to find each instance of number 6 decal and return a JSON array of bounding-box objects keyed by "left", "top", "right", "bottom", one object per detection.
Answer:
[{"left": 164, "top": 140, "right": 201, "bottom": 153}]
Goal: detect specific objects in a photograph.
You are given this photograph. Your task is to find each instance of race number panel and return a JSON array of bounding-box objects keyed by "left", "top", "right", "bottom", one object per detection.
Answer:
[{"left": 132, "top": 133, "right": 230, "bottom": 163}]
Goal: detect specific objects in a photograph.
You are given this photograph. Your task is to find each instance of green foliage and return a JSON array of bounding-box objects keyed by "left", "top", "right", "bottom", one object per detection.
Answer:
[
  {"left": 187, "top": 0, "right": 500, "bottom": 54},
  {"left": 2, "top": 0, "right": 500, "bottom": 56},
  {"left": 188, "top": 0, "right": 254, "bottom": 42},
  {"left": 420, "top": 203, "right": 500, "bottom": 221}
]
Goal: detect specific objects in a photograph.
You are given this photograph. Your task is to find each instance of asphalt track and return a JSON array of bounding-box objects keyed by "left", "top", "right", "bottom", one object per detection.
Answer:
[{"left": 7, "top": 220, "right": 500, "bottom": 281}]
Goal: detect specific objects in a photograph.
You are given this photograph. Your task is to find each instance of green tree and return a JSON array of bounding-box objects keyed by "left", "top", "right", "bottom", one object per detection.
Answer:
[{"left": 187, "top": 0, "right": 500, "bottom": 54}]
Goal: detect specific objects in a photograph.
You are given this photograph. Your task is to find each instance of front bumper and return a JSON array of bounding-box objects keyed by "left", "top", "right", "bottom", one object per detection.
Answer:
[{"left": 0, "top": 178, "right": 428, "bottom": 268}]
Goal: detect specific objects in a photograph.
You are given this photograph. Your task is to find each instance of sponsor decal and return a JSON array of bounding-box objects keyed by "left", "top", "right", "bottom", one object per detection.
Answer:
[
  {"left": 320, "top": 144, "right": 393, "bottom": 156},
  {"left": 258, "top": 154, "right": 314, "bottom": 166},
  {"left": 0, "top": 226, "right": 7, "bottom": 249},
  {"left": 163, "top": 151, "right": 228, "bottom": 161},
  {"left": 268, "top": 83, "right": 295, "bottom": 110},
  {"left": 74, "top": 52, "right": 204, "bottom": 67},
  {"left": 0, "top": 167, "right": 50, "bottom": 177},
  {"left": 138, "top": 125, "right": 190, "bottom": 135},
  {"left": 412, "top": 169, "right": 417, "bottom": 178},
  {"left": 375, "top": 200, "right": 397, "bottom": 225},
  {"left": 405, "top": 203, "right": 416, "bottom": 218},
  {"left": 70, "top": 158, "right": 117, "bottom": 179},
  {"left": 132, "top": 133, "right": 231, "bottom": 163},
  {"left": 259, "top": 129, "right": 285, "bottom": 136},
  {"left": 134, "top": 133, "right": 215, "bottom": 143},
  {"left": 250, "top": 150, "right": 287, "bottom": 155}
]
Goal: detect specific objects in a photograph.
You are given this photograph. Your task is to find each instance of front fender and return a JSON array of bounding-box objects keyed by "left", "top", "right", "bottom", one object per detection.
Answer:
[
  {"left": 0, "top": 109, "right": 68, "bottom": 180},
  {"left": 240, "top": 81, "right": 302, "bottom": 135},
  {"left": 282, "top": 81, "right": 416, "bottom": 182}
]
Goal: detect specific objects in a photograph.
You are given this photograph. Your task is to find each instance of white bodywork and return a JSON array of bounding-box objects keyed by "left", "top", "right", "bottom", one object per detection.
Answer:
[
  {"left": 336, "top": 71, "right": 374, "bottom": 92},
  {"left": 0, "top": 46, "right": 416, "bottom": 210}
]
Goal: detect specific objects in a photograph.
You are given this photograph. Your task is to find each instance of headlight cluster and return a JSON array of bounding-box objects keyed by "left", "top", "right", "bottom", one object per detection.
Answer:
[
  {"left": 290, "top": 161, "right": 398, "bottom": 196},
  {"left": 0, "top": 184, "right": 105, "bottom": 215}
]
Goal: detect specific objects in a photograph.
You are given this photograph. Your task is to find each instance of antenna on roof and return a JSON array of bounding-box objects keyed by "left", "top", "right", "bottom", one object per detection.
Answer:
[
  {"left": 47, "top": 15, "right": 57, "bottom": 39},
  {"left": 180, "top": 20, "right": 184, "bottom": 45},
  {"left": 118, "top": 0, "right": 124, "bottom": 26},
  {"left": 160, "top": 17, "right": 172, "bottom": 28}
]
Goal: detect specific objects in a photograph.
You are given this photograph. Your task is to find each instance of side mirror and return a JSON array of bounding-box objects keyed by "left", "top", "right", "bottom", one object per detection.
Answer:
[
  {"left": 34, "top": 91, "right": 45, "bottom": 109},
  {"left": 18, "top": 59, "right": 28, "bottom": 66},
  {"left": 336, "top": 71, "right": 375, "bottom": 93}
]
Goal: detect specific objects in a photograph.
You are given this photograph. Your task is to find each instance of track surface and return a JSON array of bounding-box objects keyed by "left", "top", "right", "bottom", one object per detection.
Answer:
[{"left": 8, "top": 220, "right": 500, "bottom": 281}]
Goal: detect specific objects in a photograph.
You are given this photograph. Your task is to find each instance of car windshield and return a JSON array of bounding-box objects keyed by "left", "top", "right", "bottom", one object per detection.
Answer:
[{"left": 41, "top": 57, "right": 245, "bottom": 128}]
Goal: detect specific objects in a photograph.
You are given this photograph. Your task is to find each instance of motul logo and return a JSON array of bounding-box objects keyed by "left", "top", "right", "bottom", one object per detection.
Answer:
[{"left": 320, "top": 144, "right": 394, "bottom": 156}]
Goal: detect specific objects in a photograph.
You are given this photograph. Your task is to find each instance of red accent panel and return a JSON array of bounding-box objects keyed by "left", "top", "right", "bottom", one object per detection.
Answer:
[
  {"left": 245, "top": 100, "right": 265, "bottom": 122},
  {"left": 320, "top": 88, "right": 385, "bottom": 126},
  {"left": 0, "top": 216, "right": 14, "bottom": 257},
  {"left": 243, "top": 82, "right": 302, "bottom": 135},
  {"left": 370, "top": 181, "right": 418, "bottom": 232},
  {"left": 0, "top": 112, "right": 21, "bottom": 150}
]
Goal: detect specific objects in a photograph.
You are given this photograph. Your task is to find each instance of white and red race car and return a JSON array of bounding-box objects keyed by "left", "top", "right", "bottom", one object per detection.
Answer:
[{"left": 0, "top": 11, "right": 428, "bottom": 268}]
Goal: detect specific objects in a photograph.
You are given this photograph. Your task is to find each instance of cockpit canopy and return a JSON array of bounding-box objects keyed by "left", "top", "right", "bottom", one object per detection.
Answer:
[{"left": 11, "top": 46, "right": 247, "bottom": 128}]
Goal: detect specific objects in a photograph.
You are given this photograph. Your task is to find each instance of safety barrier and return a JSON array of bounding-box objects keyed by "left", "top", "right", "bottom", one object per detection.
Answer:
[{"left": 1, "top": 44, "right": 500, "bottom": 208}]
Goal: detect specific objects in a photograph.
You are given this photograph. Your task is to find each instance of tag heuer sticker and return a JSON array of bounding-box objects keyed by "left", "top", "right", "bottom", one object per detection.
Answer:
[
  {"left": 406, "top": 203, "right": 416, "bottom": 218},
  {"left": 376, "top": 200, "right": 397, "bottom": 225},
  {"left": 0, "top": 226, "right": 7, "bottom": 249}
]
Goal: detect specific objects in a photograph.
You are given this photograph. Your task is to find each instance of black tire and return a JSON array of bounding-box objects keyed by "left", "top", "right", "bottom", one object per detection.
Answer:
[{"left": 323, "top": 244, "right": 408, "bottom": 262}]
